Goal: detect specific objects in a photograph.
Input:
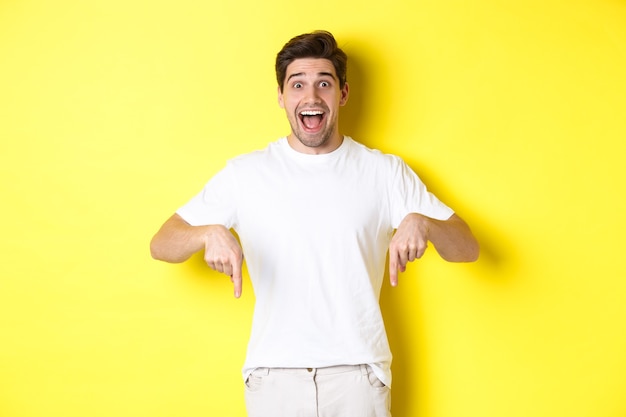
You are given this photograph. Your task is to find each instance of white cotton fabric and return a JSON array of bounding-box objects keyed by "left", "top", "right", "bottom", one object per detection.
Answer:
[{"left": 177, "top": 136, "right": 453, "bottom": 387}]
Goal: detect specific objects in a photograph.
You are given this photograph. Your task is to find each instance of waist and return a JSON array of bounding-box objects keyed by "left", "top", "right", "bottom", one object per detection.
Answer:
[{"left": 252, "top": 364, "right": 368, "bottom": 376}]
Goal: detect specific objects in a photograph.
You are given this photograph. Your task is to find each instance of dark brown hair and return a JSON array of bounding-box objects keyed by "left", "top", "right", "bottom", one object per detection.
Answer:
[{"left": 275, "top": 30, "right": 348, "bottom": 92}]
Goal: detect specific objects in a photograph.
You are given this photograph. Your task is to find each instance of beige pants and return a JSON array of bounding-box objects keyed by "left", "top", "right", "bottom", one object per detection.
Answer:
[{"left": 244, "top": 364, "right": 391, "bottom": 417}]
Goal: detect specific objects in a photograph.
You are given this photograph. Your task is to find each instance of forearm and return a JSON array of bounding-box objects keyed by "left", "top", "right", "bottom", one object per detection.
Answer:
[
  {"left": 427, "top": 213, "right": 479, "bottom": 262},
  {"left": 150, "top": 213, "right": 211, "bottom": 263}
]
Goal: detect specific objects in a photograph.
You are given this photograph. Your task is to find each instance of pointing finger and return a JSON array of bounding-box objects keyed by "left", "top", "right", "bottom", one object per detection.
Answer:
[
  {"left": 389, "top": 251, "right": 399, "bottom": 287},
  {"left": 231, "top": 254, "right": 243, "bottom": 298}
]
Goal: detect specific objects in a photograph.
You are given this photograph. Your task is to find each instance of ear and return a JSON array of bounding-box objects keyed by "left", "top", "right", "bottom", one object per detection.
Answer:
[
  {"left": 277, "top": 85, "right": 285, "bottom": 109},
  {"left": 339, "top": 82, "right": 349, "bottom": 106}
]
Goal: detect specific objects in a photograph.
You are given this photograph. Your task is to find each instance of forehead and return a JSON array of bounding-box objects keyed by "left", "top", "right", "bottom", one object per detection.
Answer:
[{"left": 285, "top": 58, "right": 337, "bottom": 78}]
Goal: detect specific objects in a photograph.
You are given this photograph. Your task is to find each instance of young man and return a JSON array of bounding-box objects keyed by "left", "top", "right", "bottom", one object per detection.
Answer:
[{"left": 151, "top": 31, "right": 479, "bottom": 417}]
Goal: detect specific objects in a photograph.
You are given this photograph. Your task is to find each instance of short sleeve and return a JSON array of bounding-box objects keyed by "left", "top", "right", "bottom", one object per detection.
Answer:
[
  {"left": 388, "top": 157, "right": 454, "bottom": 228},
  {"left": 176, "top": 162, "right": 238, "bottom": 228}
]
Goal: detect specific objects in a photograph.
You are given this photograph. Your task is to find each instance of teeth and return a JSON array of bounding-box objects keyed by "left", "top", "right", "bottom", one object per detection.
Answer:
[{"left": 300, "top": 110, "right": 323, "bottom": 116}]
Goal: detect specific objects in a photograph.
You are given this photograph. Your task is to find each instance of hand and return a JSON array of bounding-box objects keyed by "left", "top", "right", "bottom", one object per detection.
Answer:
[
  {"left": 389, "top": 213, "right": 430, "bottom": 287},
  {"left": 203, "top": 225, "right": 244, "bottom": 298}
]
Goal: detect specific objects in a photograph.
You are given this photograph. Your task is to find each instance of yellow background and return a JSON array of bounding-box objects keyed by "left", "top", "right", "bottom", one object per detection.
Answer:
[{"left": 1, "top": 0, "right": 625, "bottom": 416}]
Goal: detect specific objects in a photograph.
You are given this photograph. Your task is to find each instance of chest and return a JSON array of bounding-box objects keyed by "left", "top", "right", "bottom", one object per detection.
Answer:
[{"left": 234, "top": 163, "right": 390, "bottom": 239}]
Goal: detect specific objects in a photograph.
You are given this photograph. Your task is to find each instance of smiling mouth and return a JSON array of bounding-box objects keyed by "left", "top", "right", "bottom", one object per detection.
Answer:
[{"left": 299, "top": 110, "right": 325, "bottom": 131}]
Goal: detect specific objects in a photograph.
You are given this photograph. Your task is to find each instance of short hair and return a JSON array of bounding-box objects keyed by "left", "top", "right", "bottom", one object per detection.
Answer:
[{"left": 275, "top": 30, "right": 348, "bottom": 92}]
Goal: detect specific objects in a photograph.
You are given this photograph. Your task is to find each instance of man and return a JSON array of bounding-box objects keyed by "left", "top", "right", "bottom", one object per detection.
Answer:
[{"left": 151, "top": 30, "right": 479, "bottom": 417}]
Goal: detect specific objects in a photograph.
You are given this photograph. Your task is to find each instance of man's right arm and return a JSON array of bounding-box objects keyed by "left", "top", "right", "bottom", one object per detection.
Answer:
[
  {"left": 150, "top": 213, "right": 211, "bottom": 263},
  {"left": 150, "top": 213, "right": 244, "bottom": 297}
]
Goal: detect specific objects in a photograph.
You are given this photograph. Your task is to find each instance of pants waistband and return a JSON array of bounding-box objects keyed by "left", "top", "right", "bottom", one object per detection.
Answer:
[{"left": 254, "top": 364, "right": 368, "bottom": 376}]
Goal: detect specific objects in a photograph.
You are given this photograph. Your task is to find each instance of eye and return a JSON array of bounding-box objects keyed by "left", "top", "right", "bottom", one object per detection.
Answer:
[
  {"left": 293, "top": 82, "right": 303, "bottom": 89},
  {"left": 319, "top": 81, "right": 330, "bottom": 88}
]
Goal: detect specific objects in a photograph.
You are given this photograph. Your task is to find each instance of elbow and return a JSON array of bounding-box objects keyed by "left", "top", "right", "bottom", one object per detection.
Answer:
[
  {"left": 150, "top": 244, "right": 163, "bottom": 261},
  {"left": 150, "top": 237, "right": 185, "bottom": 263},
  {"left": 438, "top": 214, "right": 480, "bottom": 262},
  {"left": 150, "top": 240, "right": 167, "bottom": 262},
  {"left": 465, "top": 241, "right": 480, "bottom": 262},
  {"left": 441, "top": 240, "right": 480, "bottom": 263},
  {"left": 460, "top": 240, "right": 480, "bottom": 262}
]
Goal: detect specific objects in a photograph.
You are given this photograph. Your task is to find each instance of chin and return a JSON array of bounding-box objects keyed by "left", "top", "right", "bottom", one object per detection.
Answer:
[{"left": 297, "top": 134, "right": 329, "bottom": 148}]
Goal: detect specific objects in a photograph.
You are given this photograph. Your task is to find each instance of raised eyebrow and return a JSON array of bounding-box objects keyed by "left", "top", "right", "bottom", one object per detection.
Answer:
[
  {"left": 287, "top": 72, "right": 305, "bottom": 82},
  {"left": 317, "top": 72, "right": 337, "bottom": 80},
  {"left": 286, "top": 72, "right": 337, "bottom": 83}
]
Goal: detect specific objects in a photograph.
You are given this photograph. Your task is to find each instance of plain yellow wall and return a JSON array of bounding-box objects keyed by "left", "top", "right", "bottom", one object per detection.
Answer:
[{"left": 1, "top": 1, "right": 625, "bottom": 416}]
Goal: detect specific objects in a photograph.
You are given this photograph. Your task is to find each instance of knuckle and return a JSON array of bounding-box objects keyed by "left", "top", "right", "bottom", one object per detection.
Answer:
[{"left": 393, "top": 241, "right": 407, "bottom": 251}]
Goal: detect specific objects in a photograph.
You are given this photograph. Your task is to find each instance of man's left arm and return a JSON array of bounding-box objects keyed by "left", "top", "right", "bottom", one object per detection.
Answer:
[{"left": 389, "top": 213, "right": 479, "bottom": 286}]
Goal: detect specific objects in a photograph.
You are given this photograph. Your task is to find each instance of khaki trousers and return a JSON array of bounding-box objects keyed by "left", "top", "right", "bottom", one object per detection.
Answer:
[{"left": 244, "top": 364, "right": 391, "bottom": 417}]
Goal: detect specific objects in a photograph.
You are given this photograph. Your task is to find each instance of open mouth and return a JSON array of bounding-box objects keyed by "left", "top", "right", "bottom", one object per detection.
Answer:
[{"left": 299, "top": 109, "right": 326, "bottom": 132}]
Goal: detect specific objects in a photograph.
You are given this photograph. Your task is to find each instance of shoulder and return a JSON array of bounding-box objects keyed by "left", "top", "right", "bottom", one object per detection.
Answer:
[
  {"left": 344, "top": 137, "right": 405, "bottom": 168},
  {"left": 226, "top": 138, "right": 285, "bottom": 168}
]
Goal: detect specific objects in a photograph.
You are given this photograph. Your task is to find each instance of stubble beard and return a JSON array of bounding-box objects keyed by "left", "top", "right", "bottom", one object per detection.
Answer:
[
  {"left": 289, "top": 111, "right": 336, "bottom": 150},
  {"left": 293, "top": 127, "right": 333, "bottom": 149}
]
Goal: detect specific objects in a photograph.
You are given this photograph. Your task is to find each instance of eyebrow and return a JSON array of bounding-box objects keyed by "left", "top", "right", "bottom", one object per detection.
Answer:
[{"left": 287, "top": 72, "right": 337, "bottom": 82}]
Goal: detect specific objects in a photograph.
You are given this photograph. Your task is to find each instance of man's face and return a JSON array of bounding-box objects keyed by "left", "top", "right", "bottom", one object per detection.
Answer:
[{"left": 278, "top": 58, "right": 349, "bottom": 154}]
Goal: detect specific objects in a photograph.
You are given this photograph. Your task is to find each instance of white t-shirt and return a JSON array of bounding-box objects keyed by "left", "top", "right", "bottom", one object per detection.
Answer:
[{"left": 177, "top": 136, "right": 453, "bottom": 387}]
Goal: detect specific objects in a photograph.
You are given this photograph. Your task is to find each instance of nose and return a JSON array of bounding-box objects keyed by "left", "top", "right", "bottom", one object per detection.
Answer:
[{"left": 303, "top": 85, "right": 321, "bottom": 103}]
